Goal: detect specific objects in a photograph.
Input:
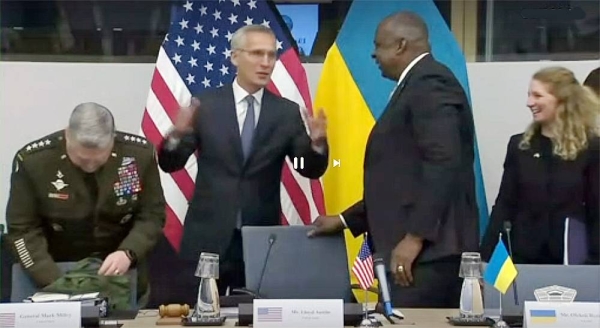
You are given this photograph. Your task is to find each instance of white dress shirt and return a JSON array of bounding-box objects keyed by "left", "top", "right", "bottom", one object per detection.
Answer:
[
  {"left": 232, "top": 77, "right": 264, "bottom": 133},
  {"left": 388, "top": 52, "right": 429, "bottom": 99}
]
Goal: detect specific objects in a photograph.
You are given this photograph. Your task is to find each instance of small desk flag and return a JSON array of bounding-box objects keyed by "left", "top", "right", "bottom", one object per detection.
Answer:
[
  {"left": 352, "top": 237, "right": 374, "bottom": 290},
  {"left": 483, "top": 239, "right": 518, "bottom": 294}
]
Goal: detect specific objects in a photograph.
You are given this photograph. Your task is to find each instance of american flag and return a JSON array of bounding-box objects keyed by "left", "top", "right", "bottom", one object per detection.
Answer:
[
  {"left": 352, "top": 237, "right": 374, "bottom": 290},
  {"left": 257, "top": 307, "right": 283, "bottom": 322},
  {"left": 0, "top": 312, "right": 16, "bottom": 328},
  {"left": 141, "top": 0, "right": 325, "bottom": 251}
]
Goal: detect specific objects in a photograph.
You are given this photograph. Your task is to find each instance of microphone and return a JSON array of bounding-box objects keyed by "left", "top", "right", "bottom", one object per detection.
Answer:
[
  {"left": 373, "top": 257, "right": 393, "bottom": 317},
  {"left": 255, "top": 233, "right": 277, "bottom": 298},
  {"left": 230, "top": 233, "right": 276, "bottom": 301},
  {"left": 503, "top": 221, "right": 519, "bottom": 305}
]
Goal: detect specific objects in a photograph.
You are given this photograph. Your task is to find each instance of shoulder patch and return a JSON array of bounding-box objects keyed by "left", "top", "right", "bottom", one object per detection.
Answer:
[{"left": 117, "top": 132, "right": 151, "bottom": 148}]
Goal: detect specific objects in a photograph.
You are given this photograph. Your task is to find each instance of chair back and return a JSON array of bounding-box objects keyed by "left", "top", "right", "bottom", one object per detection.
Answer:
[
  {"left": 564, "top": 217, "right": 588, "bottom": 265},
  {"left": 241, "top": 225, "right": 354, "bottom": 302}
]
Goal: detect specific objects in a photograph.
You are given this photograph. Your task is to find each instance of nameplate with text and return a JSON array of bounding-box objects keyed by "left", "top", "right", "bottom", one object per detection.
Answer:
[
  {"left": 0, "top": 302, "right": 80, "bottom": 328},
  {"left": 524, "top": 301, "right": 600, "bottom": 328},
  {"left": 253, "top": 299, "right": 343, "bottom": 328}
]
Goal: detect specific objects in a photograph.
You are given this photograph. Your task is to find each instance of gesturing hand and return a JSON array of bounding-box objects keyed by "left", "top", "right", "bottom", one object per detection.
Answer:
[
  {"left": 174, "top": 97, "right": 201, "bottom": 134},
  {"left": 302, "top": 108, "right": 327, "bottom": 144},
  {"left": 98, "top": 251, "right": 131, "bottom": 276}
]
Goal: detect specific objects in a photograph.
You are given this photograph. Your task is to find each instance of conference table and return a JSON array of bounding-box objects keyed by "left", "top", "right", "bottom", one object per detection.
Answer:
[{"left": 120, "top": 308, "right": 461, "bottom": 327}]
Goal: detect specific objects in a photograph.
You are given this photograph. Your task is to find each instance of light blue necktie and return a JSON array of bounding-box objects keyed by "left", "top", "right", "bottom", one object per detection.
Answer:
[
  {"left": 240, "top": 95, "right": 255, "bottom": 161},
  {"left": 237, "top": 95, "right": 255, "bottom": 228}
]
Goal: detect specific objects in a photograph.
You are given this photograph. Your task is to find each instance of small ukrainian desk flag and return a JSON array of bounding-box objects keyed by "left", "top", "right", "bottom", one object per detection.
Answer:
[{"left": 483, "top": 239, "right": 518, "bottom": 294}]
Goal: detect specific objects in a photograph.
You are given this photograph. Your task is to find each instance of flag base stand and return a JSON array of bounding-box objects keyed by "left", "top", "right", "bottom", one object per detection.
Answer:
[
  {"left": 355, "top": 286, "right": 382, "bottom": 327},
  {"left": 181, "top": 316, "right": 226, "bottom": 326},
  {"left": 355, "top": 317, "right": 382, "bottom": 327},
  {"left": 492, "top": 319, "right": 510, "bottom": 328}
]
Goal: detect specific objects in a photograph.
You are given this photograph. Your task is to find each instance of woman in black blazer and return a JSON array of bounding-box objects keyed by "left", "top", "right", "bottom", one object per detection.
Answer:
[{"left": 481, "top": 66, "right": 600, "bottom": 265}]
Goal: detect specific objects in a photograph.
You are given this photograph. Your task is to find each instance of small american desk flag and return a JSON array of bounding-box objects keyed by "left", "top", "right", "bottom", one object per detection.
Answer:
[
  {"left": 257, "top": 307, "right": 283, "bottom": 322},
  {"left": 141, "top": 0, "right": 325, "bottom": 252},
  {"left": 352, "top": 236, "right": 374, "bottom": 290},
  {"left": 0, "top": 312, "right": 16, "bottom": 328}
]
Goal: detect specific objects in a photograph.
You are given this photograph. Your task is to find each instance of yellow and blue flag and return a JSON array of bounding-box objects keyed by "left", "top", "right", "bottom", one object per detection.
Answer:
[
  {"left": 529, "top": 310, "right": 557, "bottom": 324},
  {"left": 314, "top": 0, "right": 489, "bottom": 301},
  {"left": 483, "top": 240, "right": 518, "bottom": 294}
]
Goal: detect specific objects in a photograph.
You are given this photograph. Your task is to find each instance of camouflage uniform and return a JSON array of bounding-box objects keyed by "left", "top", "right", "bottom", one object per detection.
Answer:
[{"left": 5, "top": 130, "right": 166, "bottom": 304}]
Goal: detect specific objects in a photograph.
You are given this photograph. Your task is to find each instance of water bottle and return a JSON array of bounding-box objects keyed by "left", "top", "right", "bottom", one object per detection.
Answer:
[
  {"left": 193, "top": 252, "right": 220, "bottom": 319},
  {"left": 459, "top": 252, "right": 484, "bottom": 318}
]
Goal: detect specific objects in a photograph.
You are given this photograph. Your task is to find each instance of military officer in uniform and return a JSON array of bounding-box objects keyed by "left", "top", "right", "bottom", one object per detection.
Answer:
[{"left": 5, "top": 102, "right": 166, "bottom": 305}]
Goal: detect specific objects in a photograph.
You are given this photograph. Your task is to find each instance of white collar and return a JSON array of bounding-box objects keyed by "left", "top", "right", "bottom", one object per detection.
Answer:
[
  {"left": 396, "top": 52, "right": 429, "bottom": 86},
  {"left": 232, "top": 78, "right": 264, "bottom": 105}
]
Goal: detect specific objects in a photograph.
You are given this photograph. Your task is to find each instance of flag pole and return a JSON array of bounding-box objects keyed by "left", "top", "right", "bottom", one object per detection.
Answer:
[
  {"left": 495, "top": 232, "right": 509, "bottom": 328},
  {"left": 363, "top": 233, "right": 369, "bottom": 320},
  {"left": 364, "top": 287, "right": 369, "bottom": 320},
  {"left": 498, "top": 232, "right": 503, "bottom": 320}
]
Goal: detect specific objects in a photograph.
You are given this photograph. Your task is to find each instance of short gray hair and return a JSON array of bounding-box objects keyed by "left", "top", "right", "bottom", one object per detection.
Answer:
[
  {"left": 230, "top": 24, "right": 275, "bottom": 50},
  {"left": 68, "top": 102, "right": 115, "bottom": 148}
]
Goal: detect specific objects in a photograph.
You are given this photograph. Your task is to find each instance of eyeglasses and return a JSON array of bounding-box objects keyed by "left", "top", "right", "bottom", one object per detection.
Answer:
[{"left": 238, "top": 49, "right": 278, "bottom": 61}]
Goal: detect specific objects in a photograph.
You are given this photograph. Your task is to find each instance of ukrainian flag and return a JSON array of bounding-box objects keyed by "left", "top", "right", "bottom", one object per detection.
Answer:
[
  {"left": 313, "top": 0, "right": 489, "bottom": 301},
  {"left": 529, "top": 310, "right": 557, "bottom": 324},
  {"left": 483, "top": 240, "right": 518, "bottom": 294}
]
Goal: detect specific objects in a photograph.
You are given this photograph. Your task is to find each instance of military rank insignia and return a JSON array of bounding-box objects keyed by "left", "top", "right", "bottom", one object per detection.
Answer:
[{"left": 113, "top": 157, "right": 142, "bottom": 197}]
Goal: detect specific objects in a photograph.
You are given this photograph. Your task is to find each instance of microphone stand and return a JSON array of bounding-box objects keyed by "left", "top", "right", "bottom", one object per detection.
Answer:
[
  {"left": 351, "top": 284, "right": 402, "bottom": 325},
  {"left": 373, "top": 302, "right": 402, "bottom": 325},
  {"left": 228, "top": 234, "right": 277, "bottom": 305},
  {"left": 503, "top": 223, "right": 519, "bottom": 306}
]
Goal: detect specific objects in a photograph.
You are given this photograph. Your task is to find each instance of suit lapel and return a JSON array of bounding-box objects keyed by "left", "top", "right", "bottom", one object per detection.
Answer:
[
  {"left": 382, "top": 54, "right": 430, "bottom": 113},
  {"left": 388, "top": 80, "right": 407, "bottom": 105},
  {"left": 218, "top": 86, "right": 245, "bottom": 166},
  {"left": 380, "top": 79, "right": 408, "bottom": 121}
]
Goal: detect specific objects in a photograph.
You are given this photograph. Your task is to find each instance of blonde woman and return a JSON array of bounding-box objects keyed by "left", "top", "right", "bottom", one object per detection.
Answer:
[{"left": 481, "top": 66, "right": 600, "bottom": 265}]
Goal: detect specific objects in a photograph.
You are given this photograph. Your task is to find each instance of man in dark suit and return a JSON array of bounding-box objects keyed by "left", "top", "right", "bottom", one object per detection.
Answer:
[
  {"left": 158, "top": 25, "right": 329, "bottom": 295},
  {"left": 309, "top": 12, "right": 479, "bottom": 308}
]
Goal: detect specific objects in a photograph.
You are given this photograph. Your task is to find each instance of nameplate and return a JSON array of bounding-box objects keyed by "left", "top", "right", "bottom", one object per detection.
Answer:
[
  {"left": 0, "top": 302, "right": 80, "bottom": 328},
  {"left": 524, "top": 301, "right": 600, "bottom": 328},
  {"left": 253, "top": 299, "right": 343, "bottom": 328}
]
